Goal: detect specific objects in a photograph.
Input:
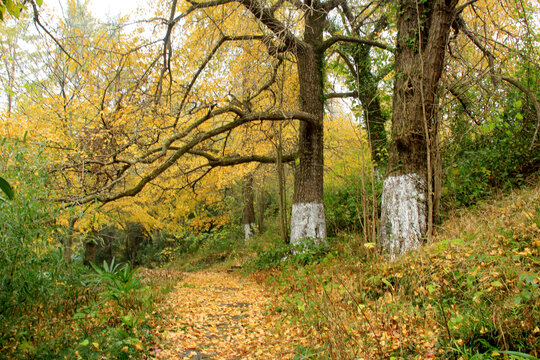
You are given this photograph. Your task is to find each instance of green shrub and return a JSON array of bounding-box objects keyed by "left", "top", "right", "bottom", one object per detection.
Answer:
[
  {"left": 443, "top": 93, "right": 539, "bottom": 207},
  {"left": 90, "top": 259, "right": 144, "bottom": 308},
  {"left": 324, "top": 173, "right": 382, "bottom": 236},
  {"left": 250, "top": 238, "right": 334, "bottom": 270}
]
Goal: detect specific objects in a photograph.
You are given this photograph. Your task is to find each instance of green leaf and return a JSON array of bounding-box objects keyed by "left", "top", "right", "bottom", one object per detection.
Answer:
[
  {"left": 19, "top": 340, "right": 35, "bottom": 351},
  {"left": 80, "top": 339, "right": 90, "bottom": 346},
  {"left": 499, "top": 350, "right": 538, "bottom": 359},
  {"left": 36, "top": 0, "right": 43, "bottom": 6},
  {"left": 5, "top": 0, "right": 21, "bottom": 18},
  {"left": 382, "top": 278, "right": 393, "bottom": 288},
  {"left": 516, "top": 112, "right": 523, "bottom": 120},
  {"left": 519, "top": 273, "right": 536, "bottom": 284},
  {"left": 491, "top": 280, "right": 503, "bottom": 288},
  {"left": 0, "top": 176, "right": 14, "bottom": 200}
]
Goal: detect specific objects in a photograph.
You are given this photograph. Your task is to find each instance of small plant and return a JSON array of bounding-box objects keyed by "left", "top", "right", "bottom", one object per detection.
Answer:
[
  {"left": 90, "top": 259, "right": 142, "bottom": 307},
  {"left": 0, "top": 176, "right": 14, "bottom": 200}
]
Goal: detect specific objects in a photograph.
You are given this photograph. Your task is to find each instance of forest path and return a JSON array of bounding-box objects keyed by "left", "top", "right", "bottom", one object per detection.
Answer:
[{"left": 152, "top": 271, "right": 306, "bottom": 359}]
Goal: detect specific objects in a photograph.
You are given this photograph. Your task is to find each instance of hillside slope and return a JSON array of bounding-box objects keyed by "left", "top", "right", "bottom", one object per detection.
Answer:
[{"left": 259, "top": 183, "right": 539, "bottom": 359}]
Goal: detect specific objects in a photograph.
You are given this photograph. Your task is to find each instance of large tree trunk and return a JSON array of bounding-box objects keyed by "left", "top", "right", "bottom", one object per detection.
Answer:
[
  {"left": 290, "top": 8, "right": 327, "bottom": 247},
  {"left": 380, "top": 0, "right": 457, "bottom": 258},
  {"left": 242, "top": 174, "right": 256, "bottom": 240}
]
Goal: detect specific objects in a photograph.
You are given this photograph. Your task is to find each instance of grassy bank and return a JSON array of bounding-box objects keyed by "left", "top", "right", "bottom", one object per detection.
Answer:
[{"left": 249, "top": 184, "right": 539, "bottom": 359}]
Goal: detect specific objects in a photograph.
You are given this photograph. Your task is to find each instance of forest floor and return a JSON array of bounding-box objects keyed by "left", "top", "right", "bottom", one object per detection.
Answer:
[
  {"left": 148, "top": 182, "right": 539, "bottom": 360},
  {"left": 151, "top": 271, "right": 309, "bottom": 359}
]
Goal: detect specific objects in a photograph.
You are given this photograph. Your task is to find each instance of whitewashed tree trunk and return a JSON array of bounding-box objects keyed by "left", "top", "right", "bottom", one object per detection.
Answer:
[
  {"left": 380, "top": 173, "right": 427, "bottom": 259},
  {"left": 289, "top": 8, "right": 327, "bottom": 248},
  {"left": 242, "top": 174, "right": 257, "bottom": 241},
  {"left": 244, "top": 223, "right": 256, "bottom": 240},
  {"left": 381, "top": 0, "right": 458, "bottom": 258},
  {"left": 290, "top": 202, "right": 327, "bottom": 247}
]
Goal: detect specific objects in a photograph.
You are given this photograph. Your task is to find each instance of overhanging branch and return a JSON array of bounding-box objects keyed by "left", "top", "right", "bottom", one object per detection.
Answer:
[
  {"left": 58, "top": 109, "right": 314, "bottom": 205},
  {"left": 188, "top": 150, "right": 297, "bottom": 166},
  {"left": 326, "top": 91, "right": 358, "bottom": 99}
]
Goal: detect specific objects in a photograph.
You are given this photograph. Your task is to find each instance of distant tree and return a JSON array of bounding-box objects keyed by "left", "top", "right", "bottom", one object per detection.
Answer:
[{"left": 242, "top": 173, "right": 256, "bottom": 240}]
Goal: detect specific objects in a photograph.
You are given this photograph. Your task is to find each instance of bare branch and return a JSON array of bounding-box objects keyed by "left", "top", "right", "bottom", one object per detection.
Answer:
[
  {"left": 454, "top": 15, "right": 497, "bottom": 84},
  {"left": 238, "top": 0, "right": 302, "bottom": 50},
  {"left": 321, "top": 35, "right": 394, "bottom": 53},
  {"left": 326, "top": 91, "right": 358, "bottom": 99},
  {"left": 455, "top": 16, "right": 540, "bottom": 149},
  {"left": 155, "top": 0, "right": 178, "bottom": 101},
  {"left": 28, "top": 0, "right": 82, "bottom": 66},
  {"left": 448, "top": 87, "right": 479, "bottom": 124},
  {"left": 455, "top": 0, "right": 480, "bottom": 15}
]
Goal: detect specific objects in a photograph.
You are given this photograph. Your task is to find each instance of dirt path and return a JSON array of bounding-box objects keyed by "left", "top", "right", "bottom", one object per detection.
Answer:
[{"left": 153, "top": 271, "right": 307, "bottom": 359}]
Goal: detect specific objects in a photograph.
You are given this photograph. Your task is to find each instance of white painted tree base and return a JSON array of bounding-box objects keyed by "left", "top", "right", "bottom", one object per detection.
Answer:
[
  {"left": 290, "top": 202, "right": 327, "bottom": 247},
  {"left": 244, "top": 223, "right": 256, "bottom": 240},
  {"left": 380, "top": 173, "right": 427, "bottom": 259}
]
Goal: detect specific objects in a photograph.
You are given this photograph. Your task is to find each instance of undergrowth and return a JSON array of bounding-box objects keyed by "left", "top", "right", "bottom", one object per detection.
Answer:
[
  {"left": 251, "top": 183, "right": 540, "bottom": 359},
  {"left": 0, "top": 260, "right": 179, "bottom": 360}
]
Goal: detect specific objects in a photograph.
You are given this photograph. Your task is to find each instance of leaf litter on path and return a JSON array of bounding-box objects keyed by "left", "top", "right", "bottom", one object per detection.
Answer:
[{"left": 152, "top": 271, "right": 307, "bottom": 359}]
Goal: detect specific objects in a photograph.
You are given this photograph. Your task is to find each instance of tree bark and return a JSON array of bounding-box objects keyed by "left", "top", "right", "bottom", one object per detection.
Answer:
[
  {"left": 290, "top": 6, "right": 327, "bottom": 247},
  {"left": 256, "top": 185, "right": 265, "bottom": 234},
  {"left": 84, "top": 240, "right": 97, "bottom": 266},
  {"left": 242, "top": 174, "right": 256, "bottom": 240},
  {"left": 380, "top": 0, "right": 457, "bottom": 258},
  {"left": 355, "top": 44, "right": 388, "bottom": 165},
  {"left": 64, "top": 217, "right": 77, "bottom": 266},
  {"left": 276, "top": 125, "right": 288, "bottom": 244}
]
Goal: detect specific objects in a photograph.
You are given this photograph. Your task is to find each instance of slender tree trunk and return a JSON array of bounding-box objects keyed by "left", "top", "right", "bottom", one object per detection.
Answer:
[
  {"left": 355, "top": 44, "right": 388, "bottom": 165},
  {"left": 290, "top": 7, "right": 327, "bottom": 247},
  {"left": 433, "top": 109, "right": 443, "bottom": 224},
  {"left": 256, "top": 185, "right": 265, "bottom": 234},
  {"left": 242, "top": 174, "right": 256, "bottom": 240},
  {"left": 64, "top": 217, "right": 77, "bottom": 266},
  {"left": 84, "top": 239, "right": 97, "bottom": 266},
  {"left": 276, "top": 125, "right": 288, "bottom": 243},
  {"left": 380, "top": 0, "right": 457, "bottom": 258}
]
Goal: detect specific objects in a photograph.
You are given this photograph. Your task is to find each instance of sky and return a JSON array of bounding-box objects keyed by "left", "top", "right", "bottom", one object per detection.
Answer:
[{"left": 46, "top": 0, "right": 146, "bottom": 20}]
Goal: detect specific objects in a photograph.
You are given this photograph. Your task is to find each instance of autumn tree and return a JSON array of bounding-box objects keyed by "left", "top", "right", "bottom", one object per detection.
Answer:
[
  {"left": 140, "top": 0, "right": 393, "bottom": 247},
  {"left": 379, "top": 0, "right": 539, "bottom": 258},
  {"left": 22, "top": 0, "right": 393, "bottom": 247},
  {"left": 329, "top": 4, "right": 392, "bottom": 166}
]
